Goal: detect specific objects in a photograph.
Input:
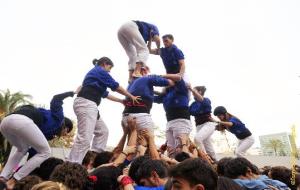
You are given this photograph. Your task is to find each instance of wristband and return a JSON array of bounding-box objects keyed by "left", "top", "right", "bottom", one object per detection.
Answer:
[{"left": 120, "top": 176, "right": 134, "bottom": 186}]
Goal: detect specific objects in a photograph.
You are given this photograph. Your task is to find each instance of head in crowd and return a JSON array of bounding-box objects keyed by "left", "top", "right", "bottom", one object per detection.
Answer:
[
  {"left": 93, "top": 57, "right": 114, "bottom": 72},
  {"left": 169, "top": 158, "right": 218, "bottom": 190},
  {"left": 194, "top": 86, "right": 206, "bottom": 96},
  {"left": 217, "top": 176, "right": 245, "bottom": 190},
  {"left": 0, "top": 181, "right": 6, "bottom": 190},
  {"left": 61, "top": 117, "right": 73, "bottom": 136},
  {"left": 162, "top": 34, "right": 174, "bottom": 48},
  {"left": 93, "top": 151, "right": 114, "bottom": 168},
  {"left": 128, "top": 155, "right": 151, "bottom": 182},
  {"left": 50, "top": 161, "right": 90, "bottom": 190},
  {"left": 260, "top": 166, "right": 272, "bottom": 176},
  {"left": 174, "top": 152, "right": 191, "bottom": 162},
  {"left": 217, "top": 157, "right": 233, "bottom": 176},
  {"left": 82, "top": 151, "right": 97, "bottom": 171},
  {"left": 224, "top": 157, "right": 256, "bottom": 179},
  {"left": 269, "top": 166, "right": 300, "bottom": 190},
  {"left": 13, "top": 175, "right": 42, "bottom": 190},
  {"left": 34, "top": 157, "right": 64, "bottom": 180},
  {"left": 136, "top": 159, "right": 168, "bottom": 187},
  {"left": 31, "top": 181, "right": 68, "bottom": 190},
  {"left": 90, "top": 166, "right": 122, "bottom": 190}
]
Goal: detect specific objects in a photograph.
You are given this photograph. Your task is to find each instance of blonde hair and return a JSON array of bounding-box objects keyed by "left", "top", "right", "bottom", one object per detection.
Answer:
[{"left": 31, "top": 181, "right": 68, "bottom": 190}]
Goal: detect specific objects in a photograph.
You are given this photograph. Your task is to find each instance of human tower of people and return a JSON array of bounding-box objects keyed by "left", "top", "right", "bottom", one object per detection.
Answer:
[{"left": 0, "top": 20, "right": 256, "bottom": 189}]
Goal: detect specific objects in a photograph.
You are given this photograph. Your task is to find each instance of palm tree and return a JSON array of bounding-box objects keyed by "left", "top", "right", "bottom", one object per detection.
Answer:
[
  {"left": 0, "top": 89, "right": 32, "bottom": 118},
  {"left": 266, "top": 139, "right": 284, "bottom": 156},
  {"left": 0, "top": 89, "right": 32, "bottom": 165}
]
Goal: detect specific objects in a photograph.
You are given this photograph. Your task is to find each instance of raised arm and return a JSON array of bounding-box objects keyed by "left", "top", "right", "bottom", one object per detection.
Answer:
[
  {"left": 188, "top": 86, "right": 204, "bottom": 102},
  {"left": 178, "top": 59, "right": 185, "bottom": 76}
]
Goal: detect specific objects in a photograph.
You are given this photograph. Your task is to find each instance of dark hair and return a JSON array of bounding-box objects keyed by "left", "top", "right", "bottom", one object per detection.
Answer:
[
  {"left": 174, "top": 152, "right": 191, "bottom": 162},
  {"left": 260, "top": 166, "right": 272, "bottom": 176},
  {"left": 90, "top": 166, "right": 122, "bottom": 190},
  {"left": 162, "top": 34, "right": 174, "bottom": 41},
  {"left": 93, "top": 57, "right": 114, "bottom": 67},
  {"left": 136, "top": 159, "right": 168, "bottom": 185},
  {"left": 50, "top": 161, "right": 90, "bottom": 190},
  {"left": 82, "top": 151, "right": 97, "bottom": 167},
  {"left": 128, "top": 156, "right": 151, "bottom": 182},
  {"left": 214, "top": 106, "right": 227, "bottom": 116},
  {"left": 224, "top": 157, "right": 256, "bottom": 179},
  {"left": 64, "top": 117, "right": 73, "bottom": 133},
  {"left": 93, "top": 151, "right": 114, "bottom": 168},
  {"left": 34, "top": 157, "right": 64, "bottom": 180},
  {"left": 169, "top": 158, "right": 218, "bottom": 190},
  {"left": 217, "top": 157, "right": 233, "bottom": 176},
  {"left": 217, "top": 176, "right": 245, "bottom": 190},
  {"left": 194, "top": 86, "right": 206, "bottom": 96},
  {"left": 13, "top": 175, "right": 42, "bottom": 190},
  {"left": 270, "top": 166, "right": 299, "bottom": 190}
]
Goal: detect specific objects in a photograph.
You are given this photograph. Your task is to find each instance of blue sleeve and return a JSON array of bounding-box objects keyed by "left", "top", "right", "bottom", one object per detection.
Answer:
[
  {"left": 149, "top": 75, "right": 170, "bottom": 87},
  {"left": 174, "top": 48, "right": 184, "bottom": 60},
  {"left": 154, "top": 95, "right": 164, "bottom": 104},
  {"left": 98, "top": 70, "right": 120, "bottom": 91},
  {"left": 150, "top": 24, "right": 159, "bottom": 37},
  {"left": 202, "top": 98, "right": 211, "bottom": 108},
  {"left": 50, "top": 91, "right": 74, "bottom": 120},
  {"left": 102, "top": 91, "right": 109, "bottom": 98}
]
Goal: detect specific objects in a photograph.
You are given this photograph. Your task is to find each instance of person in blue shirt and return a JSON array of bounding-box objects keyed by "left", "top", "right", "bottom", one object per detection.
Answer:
[
  {"left": 68, "top": 57, "right": 140, "bottom": 164},
  {"left": 0, "top": 91, "right": 74, "bottom": 188},
  {"left": 122, "top": 66, "right": 175, "bottom": 136},
  {"left": 118, "top": 20, "right": 160, "bottom": 82},
  {"left": 212, "top": 106, "right": 255, "bottom": 157},
  {"left": 148, "top": 34, "right": 188, "bottom": 83},
  {"left": 189, "top": 86, "right": 217, "bottom": 161},
  {"left": 154, "top": 76, "right": 192, "bottom": 157}
]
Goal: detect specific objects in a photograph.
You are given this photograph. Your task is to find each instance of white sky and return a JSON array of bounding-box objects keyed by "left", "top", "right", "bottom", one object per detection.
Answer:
[{"left": 0, "top": 0, "right": 299, "bottom": 147}]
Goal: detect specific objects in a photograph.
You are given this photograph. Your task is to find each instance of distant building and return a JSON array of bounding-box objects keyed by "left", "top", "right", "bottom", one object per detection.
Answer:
[{"left": 259, "top": 132, "right": 298, "bottom": 157}]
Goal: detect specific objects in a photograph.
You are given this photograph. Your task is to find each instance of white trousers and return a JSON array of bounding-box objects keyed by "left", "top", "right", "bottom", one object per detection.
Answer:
[
  {"left": 68, "top": 97, "right": 109, "bottom": 164},
  {"left": 235, "top": 135, "right": 255, "bottom": 157},
  {"left": 118, "top": 21, "right": 149, "bottom": 70},
  {"left": 0, "top": 114, "right": 51, "bottom": 180},
  {"left": 194, "top": 122, "right": 217, "bottom": 160},
  {"left": 122, "top": 113, "right": 154, "bottom": 133},
  {"left": 166, "top": 119, "right": 192, "bottom": 150}
]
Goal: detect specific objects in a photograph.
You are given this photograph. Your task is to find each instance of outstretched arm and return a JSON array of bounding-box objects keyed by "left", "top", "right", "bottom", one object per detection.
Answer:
[
  {"left": 115, "top": 86, "right": 141, "bottom": 104},
  {"left": 106, "top": 94, "right": 124, "bottom": 104}
]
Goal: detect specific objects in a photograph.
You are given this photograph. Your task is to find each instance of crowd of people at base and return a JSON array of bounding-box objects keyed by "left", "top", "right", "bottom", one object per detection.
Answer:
[
  {"left": 0, "top": 122, "right": 299, "bottom": 190},
  {"left": 0, "top": 20, "right": 287, "bottom": 189}
]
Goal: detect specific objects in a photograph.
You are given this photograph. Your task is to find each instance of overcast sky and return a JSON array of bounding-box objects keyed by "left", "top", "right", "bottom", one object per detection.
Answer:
[{"left": 1, "top": 0, "right": 299, "bottom": 147}]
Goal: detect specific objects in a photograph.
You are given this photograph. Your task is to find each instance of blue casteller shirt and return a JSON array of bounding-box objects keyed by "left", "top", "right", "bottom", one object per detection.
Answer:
[
  {"left": 227, "top": 117, "right": 252, "bottom": 140},
  {"left": 78, "top": 66, "right": 119, "bottom": 105},
  {"left": 38, "top": 91, "right": 74, "bottom": 140},
  {"left": 189, "top": 98, "right": 212, "bottom": 126},
  {"left": 134, "top": 21, "right": 159, "bottom": 42},
  {"left": 160, "top": 44, "right": 184, "bottom": 74},
  {"left": 258, "top": 175, "right": 290, "bottom": 190},
  {"left": 154, "top": 80, "right": 190, "bottom": 121},
  {"left": 123, "top": 75, "right": 170, "bottom": 114},
  {"left": 189, "top": 98, "right": 212, "bottom": 116}
]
